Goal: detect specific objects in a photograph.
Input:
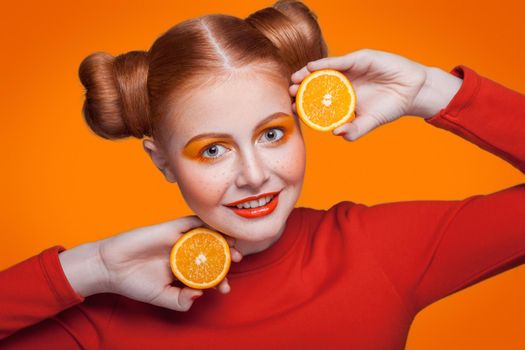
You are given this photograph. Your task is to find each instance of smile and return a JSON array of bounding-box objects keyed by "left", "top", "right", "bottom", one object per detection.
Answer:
[{"left": 223, "top": 191, "right": 281, "bottom": 218}]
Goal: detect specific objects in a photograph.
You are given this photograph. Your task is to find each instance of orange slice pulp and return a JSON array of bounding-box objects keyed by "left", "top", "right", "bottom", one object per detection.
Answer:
[
  {"left": 296, "top": 69, "right": 357, "bottom": 131},
  {"left": 169, "top": 227, "right": 231, "bottom": 289}
]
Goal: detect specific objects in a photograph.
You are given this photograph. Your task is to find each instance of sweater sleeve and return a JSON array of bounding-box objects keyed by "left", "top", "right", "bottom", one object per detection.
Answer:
[
  {"left": 0, "top": 245, "right": 85, "bottom": 344},
  {"left": 352, "top": 65, "right": 525, "bottom": 315}
]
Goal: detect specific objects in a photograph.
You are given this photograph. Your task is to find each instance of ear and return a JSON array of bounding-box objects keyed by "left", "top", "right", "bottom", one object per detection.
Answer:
[{"left": 142, "top": 139, "right": 177, "bottom": 183}]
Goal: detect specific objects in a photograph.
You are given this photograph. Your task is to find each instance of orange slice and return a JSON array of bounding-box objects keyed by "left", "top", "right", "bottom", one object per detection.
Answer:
[
  {"left": 169, "top": 227, "right": 231, "bottom": 289},
  {"left": 296, "top": 69, "right": 357, "bottom": 131}
]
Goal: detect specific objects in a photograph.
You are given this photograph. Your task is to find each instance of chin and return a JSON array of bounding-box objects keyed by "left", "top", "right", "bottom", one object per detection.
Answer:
[
  {"left": 235, "top": 223, "right": 283, "bottom": 242},
  {"left": 202, "top": 203, "right": 289, "bottom": 242},
  {"left": 240, "top": 204, "right": 295, "bottom": 242},
  {"left": 206, "top": 215, "right": 282, "bottom": 242}
]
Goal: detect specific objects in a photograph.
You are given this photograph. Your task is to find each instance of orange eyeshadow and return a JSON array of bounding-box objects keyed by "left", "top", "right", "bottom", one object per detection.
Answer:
[
  {"left": 253, "top": 114, "right": 296, "bottom": 144},
  {"left": 182, "top": 137, "right": 231, "bottom": 160},
  {"left": 182, "top": 114, "right": 296, "bottom": 161}
]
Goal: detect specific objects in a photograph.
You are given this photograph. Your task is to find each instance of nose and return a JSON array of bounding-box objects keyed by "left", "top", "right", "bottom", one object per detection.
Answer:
[{"left": 234, "top": 147, "right": 270, "bottom": 190}]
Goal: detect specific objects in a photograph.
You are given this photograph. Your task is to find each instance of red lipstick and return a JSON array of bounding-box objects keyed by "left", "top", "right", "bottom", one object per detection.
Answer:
[
  {"left": 224, "top": 191, "right": 279, "bottom": 207},
  {"left": 223, "top": 191, "right": 281, "bottom": 219}
]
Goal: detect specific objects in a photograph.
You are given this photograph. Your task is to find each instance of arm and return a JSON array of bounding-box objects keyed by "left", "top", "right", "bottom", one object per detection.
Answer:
[
  {"left": 1, "top": 318, "right": 84, "bottom": 349},
  {"left": 0, "top": 245, "right": 121, "bottom": 348},
  {"left": 422, "top": 64, "right": 524, "bottom": 173},
  {"left": 1, "top": 216, "right": 242, "bottom": 346},
  {"left": 355, "top": 65, "right": 525, "bottom": 314},
  {"left": 291, "top": 49, "right": 524, "bottom": 314},
  {"left": 0, "top": 246, "right": 85, "bottom": 340}
]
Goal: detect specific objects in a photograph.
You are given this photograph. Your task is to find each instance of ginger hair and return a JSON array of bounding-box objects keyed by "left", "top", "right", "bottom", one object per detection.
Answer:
[{"left": 78, "top": 0, "right": 327, "bottom": 142}]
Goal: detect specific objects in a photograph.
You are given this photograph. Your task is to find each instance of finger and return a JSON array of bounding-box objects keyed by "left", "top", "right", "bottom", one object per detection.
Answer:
[
  {"left": 224, "top": 235, "right": 235, "bottom": 246},
  {"left": 307, "top": 50, "right": 371, "bottom": 77},
  {"left": 224, "top": 237, "right": 243, "bottom": 261},
  {"left": 289, "top": 84, "right": 299, "bottom": 97},
  {"left": 292, "top": 102, "right": 297, "bottom": 114},
  {"left": 216, "top": 277, "right": 231, "bottom": 294},
  {"left": 149, "top": 285, "right": 202, "bottom": 312},
  {"left": 122, "top": 215, "right": 205, "bottom": 248},
  {"left": 197, "top": 220, "right": 217, "bottom": 233},
  {"left": 174, "top": 215, "right": 207, "bottom": 234},
  {"left": 291, "top": 65, "right": 312, "bottom": 84},
  {"left": 230, "top": 247, "right": 243, "bottom": 262},
  {"left": 332, "top": 115, "right": 380, "bottom": 142}
]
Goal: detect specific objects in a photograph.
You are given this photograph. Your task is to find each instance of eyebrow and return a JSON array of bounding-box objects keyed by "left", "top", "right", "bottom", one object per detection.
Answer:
[{"left": 183, "top": 112, "right": 292, "bottom": 148}]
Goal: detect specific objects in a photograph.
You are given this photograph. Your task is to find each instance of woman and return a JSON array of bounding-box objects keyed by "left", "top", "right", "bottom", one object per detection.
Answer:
[{"left": 1, "top": 0, "right": 524, "bottom": 348}]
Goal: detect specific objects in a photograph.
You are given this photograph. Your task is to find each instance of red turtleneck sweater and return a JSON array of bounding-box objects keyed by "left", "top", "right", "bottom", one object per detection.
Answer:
[{"left": 1, "top": 65, "right": 524, "bottom": 349}]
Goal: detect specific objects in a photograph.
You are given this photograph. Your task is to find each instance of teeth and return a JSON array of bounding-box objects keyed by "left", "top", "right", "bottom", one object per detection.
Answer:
[{"left": 234, "top": 195, "right": 274, "bottom": 209}]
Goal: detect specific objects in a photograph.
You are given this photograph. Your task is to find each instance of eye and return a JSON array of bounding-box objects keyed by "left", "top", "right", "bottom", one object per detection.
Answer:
[
  {"left": 259, "top": 128, "right": 284, "bottom": 143},
  {"left": 201, "top": 144, "right": 228, "bottom": 159}
]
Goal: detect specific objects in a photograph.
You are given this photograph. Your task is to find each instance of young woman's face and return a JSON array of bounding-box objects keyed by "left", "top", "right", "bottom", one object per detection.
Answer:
[{"left": 144, "top": 69, "right": 306, "bottom": 242}]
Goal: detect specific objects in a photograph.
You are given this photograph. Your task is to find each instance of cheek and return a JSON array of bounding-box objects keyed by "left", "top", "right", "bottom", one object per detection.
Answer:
[
  {"left": 174, "top": 161, "right": 232, "bottom": 209},
  {"left": 267, "top": 133, "right": 306, "bottom": 184}
]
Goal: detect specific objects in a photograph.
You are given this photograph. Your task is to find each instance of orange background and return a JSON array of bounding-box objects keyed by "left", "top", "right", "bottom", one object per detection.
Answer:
[{"left": 1, "top": 0, "right": 524, "bottom": 348}]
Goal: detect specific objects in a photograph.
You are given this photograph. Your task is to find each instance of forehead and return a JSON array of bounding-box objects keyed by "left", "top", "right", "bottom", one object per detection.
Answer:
[{"left": 164, "top": 71, "right": 292, "bottom": 146}]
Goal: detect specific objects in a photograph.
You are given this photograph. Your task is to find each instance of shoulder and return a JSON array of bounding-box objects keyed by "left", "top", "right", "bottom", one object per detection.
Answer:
[{"left": 292, "top": 200, "right": 362, "bottom": 233}]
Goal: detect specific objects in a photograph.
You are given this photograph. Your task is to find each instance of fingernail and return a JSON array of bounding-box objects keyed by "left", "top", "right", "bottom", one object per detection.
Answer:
[
  {"left": 335, "top": 130, "right": 347, "bottom": 136},
  {"left": 191, "top": 294, "right": 202, "bottom": 301}
]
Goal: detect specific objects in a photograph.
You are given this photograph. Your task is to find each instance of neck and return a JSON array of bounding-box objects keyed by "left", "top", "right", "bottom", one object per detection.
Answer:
[{"left": 233, "top": 224, "right": 286, "bottom": 256}]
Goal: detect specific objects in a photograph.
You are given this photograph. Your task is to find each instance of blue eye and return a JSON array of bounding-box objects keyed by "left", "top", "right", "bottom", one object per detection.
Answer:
[
  {"left": 201, "top": 144, "right": 228, "bottom": 159},
  {"left": 259, "top": 128, "right": 284, "bottom": 143}
]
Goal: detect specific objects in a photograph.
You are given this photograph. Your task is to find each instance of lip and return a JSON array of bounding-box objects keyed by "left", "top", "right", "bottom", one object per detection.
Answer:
[
  {"left": 223, "top": 191, "right": 281, "bottom": 219},
  {"left": 223, "top": 191, "right": 281, "bottom": 207}
]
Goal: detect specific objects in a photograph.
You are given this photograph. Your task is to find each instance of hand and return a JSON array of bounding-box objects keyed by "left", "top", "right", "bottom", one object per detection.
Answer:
[
  {"left": 60, "top": 216, "right": 243, "bottom": 312},
  {"left": 289, "top": 48, "right": 462, "bottom": 141}
]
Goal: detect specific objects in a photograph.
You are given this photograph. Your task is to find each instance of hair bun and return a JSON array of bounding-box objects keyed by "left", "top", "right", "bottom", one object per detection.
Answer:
[
  {"left": 78, "top": 50, "right": 150, "bottom": 140},
  {"left": 245, "top": 0, "right": 327, "bottom": 73}
]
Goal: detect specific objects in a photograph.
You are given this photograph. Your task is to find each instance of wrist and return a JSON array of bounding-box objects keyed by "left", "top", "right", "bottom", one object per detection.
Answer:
[
  {"left": 409, "top": 66, "right": 464, "bottom": 119},
  {"left": 58, "top": 241, "right": 110, "bottom": 297}
]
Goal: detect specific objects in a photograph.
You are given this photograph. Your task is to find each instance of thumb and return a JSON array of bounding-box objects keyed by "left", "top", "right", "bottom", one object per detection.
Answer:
[
  {"left": 332, "top": 115, "right": 381, "bottom": 142},
  {"left": 149, "top": 286, "right": 203, "bottom": 312}
]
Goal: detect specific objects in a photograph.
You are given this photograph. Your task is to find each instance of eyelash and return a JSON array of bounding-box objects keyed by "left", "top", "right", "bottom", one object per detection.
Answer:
[{"left": 198, "top": 127, "right": 286, "bottom": 161}]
